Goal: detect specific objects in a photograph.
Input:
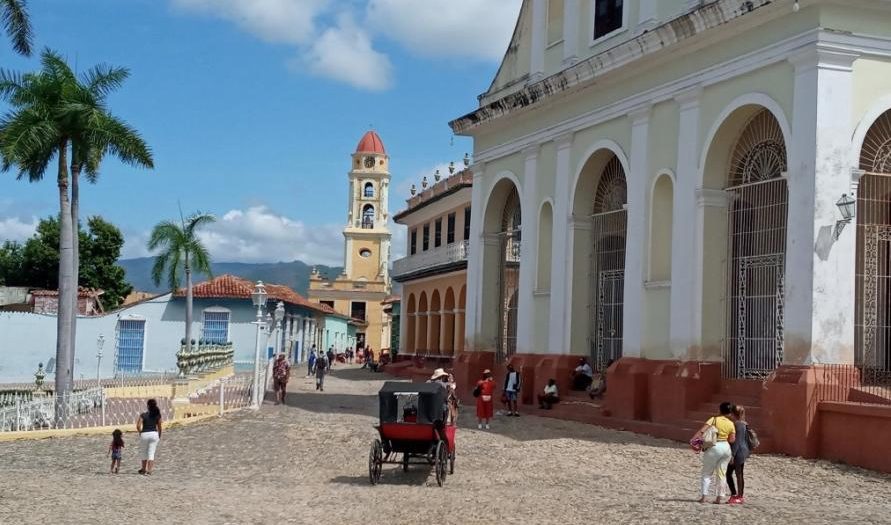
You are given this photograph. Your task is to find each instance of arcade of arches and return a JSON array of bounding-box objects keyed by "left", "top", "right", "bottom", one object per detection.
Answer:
[{"left": 403, "top": 281, "right": 467, "bottom": 357}]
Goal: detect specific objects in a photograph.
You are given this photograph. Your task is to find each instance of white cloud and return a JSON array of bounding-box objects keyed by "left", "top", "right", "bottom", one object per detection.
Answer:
[
  {"left": 301, "top": 13, "right": 393, "bottom": 91},
  {"left": 170, "top": 0, "right": 520, "bottom": 90},
  {"left": 366, "top": 0, "right": 522, "bottom": 61},
  {"left": 0, "top": 216, "right": 39, "bottom": 243},
  {"left": 170, "top": 0, "right": 328, "bottom": 44}
]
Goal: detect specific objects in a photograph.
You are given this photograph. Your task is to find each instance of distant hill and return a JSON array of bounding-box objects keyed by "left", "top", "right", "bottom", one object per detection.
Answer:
[{"left": 119, "top": 258, "right": 343, "bottom": 295}]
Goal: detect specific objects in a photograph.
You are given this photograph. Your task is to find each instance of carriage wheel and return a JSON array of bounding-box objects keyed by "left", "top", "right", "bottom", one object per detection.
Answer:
[
  {"left": 368, "top": 439, "right": 383, "bottom": 485},
  {"left": 434, "top": 440, "right": 448, "bottom": 487},
  {"left": 402, "top": 453, "right": 410, "bottom": 472}
]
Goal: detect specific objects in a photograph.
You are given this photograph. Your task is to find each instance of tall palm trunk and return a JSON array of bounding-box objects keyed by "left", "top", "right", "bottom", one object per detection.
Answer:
[
  {"left": 55, "top": 140, "right": 74, "bottom": 425},
  {"left": 184, "top": 253, "right": 192, "bottom": 355},
  {"left": 68, "top": 163, "right": 81, "bottom": 376}
]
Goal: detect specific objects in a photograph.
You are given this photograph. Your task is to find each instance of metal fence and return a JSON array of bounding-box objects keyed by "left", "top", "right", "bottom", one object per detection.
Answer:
[
  {"left": 0, "top": 373, "right": 254, "bottom": 433},
  {"left": 816, "top": 364, "right": 891, "bottom": 406}
]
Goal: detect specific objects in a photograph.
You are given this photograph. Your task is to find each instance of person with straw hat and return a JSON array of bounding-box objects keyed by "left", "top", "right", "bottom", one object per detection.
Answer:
[
  {"left": 474, "top": 369, "right": 495, "bottom": 430},
  {"left": 429, "top": 368, "right": 458, "bottom": 424}
]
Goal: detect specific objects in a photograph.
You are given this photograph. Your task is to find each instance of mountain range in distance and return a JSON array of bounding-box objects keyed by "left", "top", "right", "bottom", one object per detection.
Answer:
[{"left": 118, "top": 257, "right": 343, "bottom": 296}]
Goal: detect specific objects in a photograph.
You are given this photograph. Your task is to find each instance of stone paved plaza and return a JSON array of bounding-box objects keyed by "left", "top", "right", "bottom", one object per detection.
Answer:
[{"left": 1, "top": 366, "right": 889, "bottom": 524}]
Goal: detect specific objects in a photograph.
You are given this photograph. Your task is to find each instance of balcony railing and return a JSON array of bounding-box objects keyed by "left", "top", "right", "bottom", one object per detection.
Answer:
[{"left": 392, "top": 240, "right": 469, "bottom": 278}]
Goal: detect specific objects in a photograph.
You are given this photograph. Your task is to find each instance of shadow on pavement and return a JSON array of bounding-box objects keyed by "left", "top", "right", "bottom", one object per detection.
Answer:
[
  {"left": 330, "top": 467, "right": 434, "bottom": 487},
  {"left": 326, "top": 366, "right": 398, "bottom": 382},
  {"left": 281, "top": 391, "right": 378, "bottom": 419}
]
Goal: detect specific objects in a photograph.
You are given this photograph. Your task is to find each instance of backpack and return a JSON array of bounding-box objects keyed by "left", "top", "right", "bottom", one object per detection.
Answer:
[
  {"left": 746, "top": 426, "right": 760, "bottom": 450},
  {"left": 701, "top": 418, "right": 719, "bottom": 451}
]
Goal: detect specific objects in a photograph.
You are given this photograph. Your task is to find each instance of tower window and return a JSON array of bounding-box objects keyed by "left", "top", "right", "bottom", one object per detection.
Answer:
[
  {"left": 362, "top": 205, "right": 375, "bottom": 229},
  {"left": 447, "top": 213, "right": 456, "bottom": 244},
  {"left": 351, "top": 301, "right": 367, "bottom": 322},
  {"left": 434, "top": 218, "right": 442, "bottom": 248},
  {"left": 593, "top": 0, "right": 623, "bottom": 40},
  {"left": 410, "top": 229, "right": 417, "bottom": 255},
  {"left": 422, "top": 224, "right": 430, "bottom": 251},
  {"left": 364, "top": 182, "right": 374, "bottom": 198},
  {"left": 463, "top": 207, "right": 471, "bottom": 241},
  {"left": 359, "top": 248, "right": 372, "bottom": 258}
]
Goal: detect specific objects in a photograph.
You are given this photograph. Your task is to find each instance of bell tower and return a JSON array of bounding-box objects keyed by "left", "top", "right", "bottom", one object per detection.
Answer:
[{"left": 345, "top": 130, "right": 391, "bottom": 283}]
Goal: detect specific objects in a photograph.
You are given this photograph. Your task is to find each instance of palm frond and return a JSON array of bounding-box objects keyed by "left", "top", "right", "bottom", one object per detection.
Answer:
[
  {"left": 185, "top": 212, "right": 215, "bottom": 237},
  {"left": 150, "top": 250, "right": 168, "bottom": 288},
  {"left": 85, "top": 112, "right": 153, "bottom": 169},
  {"left": 0, "top": 68, "right": 26, "bottom": 102},
  {"left": 81, "top": 64, "right": 129, "bottom": 99},
  {"left": 167, "top": 248, "right": 183, "bottom": 291},
  {"left": 1, "top": 0, "right": 32, "bottom": 56},
  {"left": 39, "top": 48, "right": 76, "bottom": 83},
  {"left": 147, "top": 220, "right": 183, "bottom": 251},
  {"left": 189, "top": 240, "right": 213, "bottom": 277}
]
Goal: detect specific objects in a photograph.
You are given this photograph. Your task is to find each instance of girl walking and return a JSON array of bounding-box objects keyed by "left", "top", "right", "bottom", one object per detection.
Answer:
[
  {"left": 108, "top": 429, "right": 124, "bottom": 474},
  {"left": 475, "top": 369, "right": 495, "bottom": 430},
  {"left": 727, "top": 405, "right": 751, "bottom": 504},
  {"left": 691, "top": 401, "right": 736, "bottom": 504},
  {"left": 136, "top": 399, "right": 163, "bottom": 475}
]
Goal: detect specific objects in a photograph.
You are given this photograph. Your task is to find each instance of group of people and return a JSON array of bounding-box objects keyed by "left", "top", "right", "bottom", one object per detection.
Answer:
[
  {"left": 690, "top": 402, "right": 755, "bottom": 504},
  {"left": 306, "top": 345, "right": 331, "bottom": 391}
]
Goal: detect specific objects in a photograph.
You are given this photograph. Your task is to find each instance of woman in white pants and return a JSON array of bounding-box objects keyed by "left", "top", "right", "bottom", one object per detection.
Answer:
[
  {"left": 136, "top": 399, "right": 163, "bottom": 475},
  {"left": 692, "top": 402, "right": 736, "bottom": 504}
]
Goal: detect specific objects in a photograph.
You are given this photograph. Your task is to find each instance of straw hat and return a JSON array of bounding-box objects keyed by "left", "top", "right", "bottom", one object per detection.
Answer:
[
  {"left": 482, "top": 369, "right": 492, "bottom": 375},
  {"left": 430, "top": 368, "right": 449, "bottom": 380}
]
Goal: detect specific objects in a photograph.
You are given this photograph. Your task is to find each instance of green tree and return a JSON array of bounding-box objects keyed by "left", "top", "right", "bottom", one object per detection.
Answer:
[
  {"left": 0, "top": 240, "right": 24, "bottom": 285},
  {"left": 0, "top": 216, "right": 133, "bottom": 308},
  {"left": 0, "top": 50, "right": 153, "bottom": 410},
  {"left": 148, "top": 212, "right": 215, "bottom": 353},
  {"left": 2, "top": 0, "right": 32, "bottom": 56}
]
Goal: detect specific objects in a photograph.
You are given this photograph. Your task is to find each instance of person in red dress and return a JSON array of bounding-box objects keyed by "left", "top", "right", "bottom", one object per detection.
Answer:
[{"left": 475, "top": 369, "right": 496, "bottom": 430}]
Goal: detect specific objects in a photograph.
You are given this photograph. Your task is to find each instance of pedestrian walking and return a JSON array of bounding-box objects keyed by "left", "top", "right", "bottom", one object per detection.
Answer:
[
  {"left": 136, "top": 399, "right": 163, "bottom": 475},
  {"left": 474, "top": 369, "right": 495, "bottom": 430},
  {"left": 327, "top": 346, "right": 335, "bottom": 369},
  {"left": 107, "top": 428, "right": 124, "bottom": 474},
  {"left": 727, "top": 405, "right": 752, "bottom": 504},
  {"left": 503, "top": 363, "right": 521, "bottom": 416},
  {"left": 315, "top": 351, "right": 329, "bottom": 391},
  {"left": 307, "top": 346, "right": 317, "bottom": 377},
  {"left": 691, "top": 401, "right": 736, "bottom": 504},
  {"left": 272, "top": 353, "right": 290, "bottom": 405}
]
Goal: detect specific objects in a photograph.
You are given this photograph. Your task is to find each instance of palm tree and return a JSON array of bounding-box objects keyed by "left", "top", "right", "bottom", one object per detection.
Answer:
[
  {"left": 148, "top": 213, "right": 215, "bottom": 354},
  {"left": 2, "top": 0, "right": 32, "bottom": 56},
  {"left": 0, "top": 49, "right": 153, "bottom": 418}
]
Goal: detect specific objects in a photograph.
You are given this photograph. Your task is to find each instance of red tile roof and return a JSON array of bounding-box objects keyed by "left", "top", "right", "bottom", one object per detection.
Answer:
[{"left": 177, "top": 275, "right": 334, "bottom": 316}]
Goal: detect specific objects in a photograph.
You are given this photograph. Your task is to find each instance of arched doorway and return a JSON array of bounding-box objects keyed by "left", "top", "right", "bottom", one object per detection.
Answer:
[
  {"left": 589, "top": 156, "right": 627, "bottom": 371},
  {"left": 417, "top": 292, "right": 428, "bottom": 355},
  {"left": 723, "top": 109, "right": 789, "bottom": 378},
  {"left": 405, "top": 294, "right": 416, "bottom": 354},
  {"left": 856, "top": 108, "right": 891, "bottom": 379},
  {"left": 497, "top": 187, "right": 522, "bottom": 360}
]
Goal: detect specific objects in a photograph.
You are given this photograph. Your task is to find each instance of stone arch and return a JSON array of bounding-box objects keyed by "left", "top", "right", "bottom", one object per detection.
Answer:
[
  {"left": 480, "top": 176, "right": 522, "bottom": 357},
  {"left": 457, "top": 285, "right": 467, "bottom": 353},
  {"left": 417, "top": 291, "right": 428, "bottom": 354},
  {"left": 648, "top": 171, "right": 674, "bottom": 281},
  {"left": 405, "top": 293, "right": 416, "bottom": 354},
  {"left": 443, "top": 287, "right": 456, "bottom": 356},
  {"left": 363, "top": 181, "right": 374, "bottom": 198},
  {"left": 536, "top": 199, "right": 553, "bottom": 291},
  {"left": 568, "top": 145, "right": 629, "bottom": 369},
  {"left": 854, "top": 107, "right": 891, "bottom": 371},
  {"left": 702, "top": 104, "right": 789, "bottom": 378},
  {"left": 429, "top": 289, "right": 442, "bottom": 355},
  {"left": 362, "top": 204, "right": 375, "bottom": 228}
]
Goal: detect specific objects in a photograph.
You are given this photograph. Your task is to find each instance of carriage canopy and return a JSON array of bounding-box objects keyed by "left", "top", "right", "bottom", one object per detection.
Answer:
[{"left": 378, "top": 381, "right": 446, "bottom": 424}]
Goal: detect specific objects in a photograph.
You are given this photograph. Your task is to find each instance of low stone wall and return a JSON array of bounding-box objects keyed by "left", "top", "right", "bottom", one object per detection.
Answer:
[{"left": 818, "top": 402, "right": 891, "bottom": 473}]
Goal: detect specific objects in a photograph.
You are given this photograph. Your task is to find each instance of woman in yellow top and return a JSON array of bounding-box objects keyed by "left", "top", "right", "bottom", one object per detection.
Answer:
[{"left": 692, "top": 401, "right": 736, "bottom": 504}]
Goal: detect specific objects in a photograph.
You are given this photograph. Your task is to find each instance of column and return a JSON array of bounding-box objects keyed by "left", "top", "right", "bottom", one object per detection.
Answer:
[
  {"left": 516, "top": 145, "right": 540, "bottom": 354},
  {"left": 784, "top": 47, "right": 859, "bottom": 364},
  {"left": 621, "top": 106, "right": 652, "bottom": 358},
  {"left": 465, "top": 163, "right": 486, "bottom": 350},
  {"left": 549, "top": 132, "right": 574, "bottom": 354},
  {"left": 669, "top": 87, "right": 703, "bottom": 359},
  {"left": 563, "top": 0, "right": 579, "bottom": 65},
  {"left": 454, "top": 309, "right": 466, "bottom": 353},
  {"left": 416, "top": 312, "right": 428, "bottom": 355},
  {"left": 530, "top": 0, "right": 547, "bottom": 81},
  {"left": 428, "top": 309, "right": 440, "bottom": 355},
  {"left": 441, "top": 309, "right": 454, "bottom": 356}
]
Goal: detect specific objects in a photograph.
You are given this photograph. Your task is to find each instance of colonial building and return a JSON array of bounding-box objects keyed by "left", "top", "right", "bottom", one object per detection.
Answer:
[
  {"left": 309, "top": 131, "right": 393, "bottom": 351},
  {"left": 450, "top": 0, "right": 891, "bottom": 471},
  {"left": 392, "top": 164, "right": 472, "bottom": 360}
]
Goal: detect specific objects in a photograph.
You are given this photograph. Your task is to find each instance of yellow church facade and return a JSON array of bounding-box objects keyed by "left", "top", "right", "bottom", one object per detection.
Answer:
[{"left": 308, "top": 131, "right": 392, "bottom": 352}]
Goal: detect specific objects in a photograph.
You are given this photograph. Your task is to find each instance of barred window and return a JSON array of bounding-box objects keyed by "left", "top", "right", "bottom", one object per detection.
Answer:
[
  {"left": 203, "top": 310, "right": 230, "bottom": 344},
  {"left": 116, "top": 319, "right": 145, "bottom": 374}
]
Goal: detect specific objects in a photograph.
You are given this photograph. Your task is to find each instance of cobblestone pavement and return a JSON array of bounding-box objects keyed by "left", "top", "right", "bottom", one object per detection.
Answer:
[{"left": 1, "top": 365, "right": 889, "bottom": 525}]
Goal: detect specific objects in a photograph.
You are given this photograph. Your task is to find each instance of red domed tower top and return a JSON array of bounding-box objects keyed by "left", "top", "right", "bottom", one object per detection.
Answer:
[{"left": 356, "top": 130, "right": 386, "bottom": 155}]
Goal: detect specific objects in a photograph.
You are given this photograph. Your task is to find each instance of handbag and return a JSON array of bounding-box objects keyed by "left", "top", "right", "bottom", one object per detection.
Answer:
[
  {"left": 472, "top": 385, "right": 481, "bottom": 398},
  {"left": 746, "top": 426, "right": 760, "bottom": 450},
  {"left": 701, "top": 418, "right": 718, "bottom": 451}
]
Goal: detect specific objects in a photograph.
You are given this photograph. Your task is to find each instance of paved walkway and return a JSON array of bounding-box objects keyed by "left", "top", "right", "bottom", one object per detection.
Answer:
[{"left": 1, "top": 365, "right": 889, "bottom": 524}]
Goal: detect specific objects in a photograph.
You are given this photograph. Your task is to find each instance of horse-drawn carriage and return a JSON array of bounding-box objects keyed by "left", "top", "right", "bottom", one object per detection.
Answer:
[{"left": 368, "top": 382, "right": 456, "bottom": 487}]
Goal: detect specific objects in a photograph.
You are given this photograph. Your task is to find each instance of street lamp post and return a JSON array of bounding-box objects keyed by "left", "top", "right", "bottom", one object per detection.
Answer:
[
  {"left": 251, "top": 281, "right": 268, "bottom": 409},
  {"left": 95, "top": 335, "right": 105, "bottom": 390},
  {"left": 274, "top": 301, "right": 285, "bottom": 356}
]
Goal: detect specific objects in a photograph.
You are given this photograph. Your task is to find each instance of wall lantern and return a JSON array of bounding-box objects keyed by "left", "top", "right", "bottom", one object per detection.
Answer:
[
  {"left": 463, "top": 153, "right": 471, "bottom": 168},
  {"left": 251, "top": 281, "right": 268, "bottom": 309},
  {"left": 834, "top": 193, "right": 856, "bottom": 239}
]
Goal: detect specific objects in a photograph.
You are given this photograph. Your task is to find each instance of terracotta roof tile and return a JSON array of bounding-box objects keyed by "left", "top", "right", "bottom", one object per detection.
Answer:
[{"left": 178, "top": 275, "right": 330, "bottom": 315}]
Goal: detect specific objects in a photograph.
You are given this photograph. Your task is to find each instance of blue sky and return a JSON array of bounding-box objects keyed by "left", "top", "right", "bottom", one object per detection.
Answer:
[{"left": 0, "top": 0, "right": 521, "bottom": 265}]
